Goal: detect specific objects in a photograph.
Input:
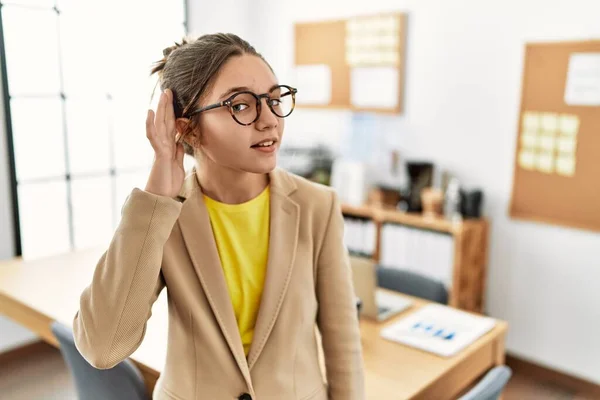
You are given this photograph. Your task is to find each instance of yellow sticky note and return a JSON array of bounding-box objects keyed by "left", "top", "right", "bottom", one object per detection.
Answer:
[
  {"left": 541, "top": 113, "right": 558, "bottom": 133},
  {"left": 518, "top": 150, "right": 535, "bottom": 170},
  {"left": 389, "top": 16, "right": 400, "bottom": 32},
  {"left": 556, "top": 156, "right": 576, "bottom": 177},
  {"left": 369, "top": 52, "right": 383, "bottom": 64},
  {"left": 346, "top": 35, "right": 355, "bottom": 48},
  {"left": 535, "top": 151, "right": 554, "bottom": 173},
  {"left": 521, "top": 132, "right": 537, "bottom": 148},
  {"left": 347, "top": 20, "right": 361, "bottom": 33},
  {"left": 557, "top": 137, "right": 577, "bottom": 154},
  {"left": 538, "top": 135, "right": 556, "bottom": 152},
  {"left": 559, "top": 115, "right": 580, "bottom": 136},
  {"left": 379, "top": 34, "right": 398, "bottom": 48},
  {"left": 346, "top": 53, "right": 358, "bottom": 66},
  {"left": 381, "top": 51, "right": 398, "bottom": 64},
  {"left": 522, "top": 112, "right": 539, "bottom": 131}
]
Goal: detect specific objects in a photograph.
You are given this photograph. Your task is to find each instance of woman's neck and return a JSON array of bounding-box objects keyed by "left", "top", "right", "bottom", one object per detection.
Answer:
[{"left": 195, "top": 161, "right": 269, "bottom": 204}]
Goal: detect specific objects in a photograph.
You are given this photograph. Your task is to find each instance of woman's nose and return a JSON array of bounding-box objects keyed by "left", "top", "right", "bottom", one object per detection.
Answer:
[{"left": 255, "top": 98, "right": 279, "bottom": 129}]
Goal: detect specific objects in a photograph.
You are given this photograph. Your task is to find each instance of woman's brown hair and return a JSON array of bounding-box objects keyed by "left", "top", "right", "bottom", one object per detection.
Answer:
[{"left": 150, "top": 33, "right": 270, "bottom": 156}]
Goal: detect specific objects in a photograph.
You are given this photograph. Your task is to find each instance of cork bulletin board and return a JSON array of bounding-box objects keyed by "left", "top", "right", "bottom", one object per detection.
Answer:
[
  {"left": 294, "top": 12, "right": 407, "bottom": 114},
  {"left": 509, "top": 40, "right": 600, "bottom": 232}
]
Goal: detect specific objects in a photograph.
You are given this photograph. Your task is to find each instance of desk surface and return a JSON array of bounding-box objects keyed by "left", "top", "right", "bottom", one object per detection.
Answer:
[{"left": 0, "top": 248, "right": 507, "bottom": 400}]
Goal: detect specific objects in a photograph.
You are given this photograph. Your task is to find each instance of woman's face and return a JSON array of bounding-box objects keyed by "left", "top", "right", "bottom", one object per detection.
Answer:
[{"left": 193, "top": 54, "right": 285, "bottom": 174}]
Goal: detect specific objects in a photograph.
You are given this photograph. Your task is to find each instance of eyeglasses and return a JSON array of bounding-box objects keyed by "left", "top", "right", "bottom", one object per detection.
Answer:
[{"left": 186, "top": 85, "right": 297, "bottom": 126}]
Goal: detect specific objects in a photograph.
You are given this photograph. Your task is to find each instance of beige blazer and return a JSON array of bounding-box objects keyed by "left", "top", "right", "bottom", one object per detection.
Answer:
[{"left": 73, "top": 167, "right": 365, "bottom": 400}]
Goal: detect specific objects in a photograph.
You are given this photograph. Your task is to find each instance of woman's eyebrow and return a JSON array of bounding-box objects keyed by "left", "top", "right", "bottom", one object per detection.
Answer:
[
  {"left": 218, "top": 84, "right": 281, "bottom": 99},
  {"left": 218, "top": 86, "right": 251, "bottom": 99}
]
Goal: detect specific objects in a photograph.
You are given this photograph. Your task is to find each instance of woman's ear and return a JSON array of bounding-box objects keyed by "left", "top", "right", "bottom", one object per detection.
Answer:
[
  {"left": 175, "top": 117, "right": 200, "bottom": 155},
  {"left": 175, "top": 118, "right": 189, "bottom": 139}
]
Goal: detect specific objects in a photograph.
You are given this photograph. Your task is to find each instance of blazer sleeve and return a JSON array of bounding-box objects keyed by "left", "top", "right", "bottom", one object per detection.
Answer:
[
  {"left": 316, "top": 190, "right": 366, "bottom": 400},
  {"left": 73, "top": 188, "right": 183, "bottom": 369}
]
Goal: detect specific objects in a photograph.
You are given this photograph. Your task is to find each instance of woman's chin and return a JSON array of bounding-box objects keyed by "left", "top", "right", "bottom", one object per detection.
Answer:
[{"left": 243, "top": 157, "right": 278, "bottom": 174}]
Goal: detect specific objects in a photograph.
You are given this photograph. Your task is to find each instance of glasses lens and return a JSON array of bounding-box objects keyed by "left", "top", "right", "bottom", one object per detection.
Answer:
[
  {"left": 229, "top": 92, "right": 258, "bottom": 125},
  {"left": 269, "top": 86, "right": 295, "bottom": 118}
]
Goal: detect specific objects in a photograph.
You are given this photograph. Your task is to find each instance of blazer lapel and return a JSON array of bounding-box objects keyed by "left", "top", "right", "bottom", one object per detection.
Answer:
[
  {"left": 176, "top": 170, "right": 252, "bottom": 388},
  {"left": 247, "top": 168, "right": 299, "bottom": 370}
]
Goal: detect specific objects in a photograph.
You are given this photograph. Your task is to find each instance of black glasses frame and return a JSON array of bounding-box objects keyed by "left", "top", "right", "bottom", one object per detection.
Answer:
[{"left": 186, "top": 85, "right": 297, "bottom": 126}]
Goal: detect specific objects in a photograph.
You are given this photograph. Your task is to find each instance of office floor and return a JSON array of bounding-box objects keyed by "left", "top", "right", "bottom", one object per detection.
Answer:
[
  {"left": 0, "top": 343, "right": 597, "bottom": 400},
  {"left": 0, "top": 343, "right": 75, "bottom": 400}
]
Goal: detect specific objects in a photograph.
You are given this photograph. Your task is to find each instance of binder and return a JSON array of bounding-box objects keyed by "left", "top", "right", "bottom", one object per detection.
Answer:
[
  {"left": 343, "top": 217, "right": 377, "bottom": 258},
  {"left": 380, "top": 223, "right": 454, "bottom": 288}
]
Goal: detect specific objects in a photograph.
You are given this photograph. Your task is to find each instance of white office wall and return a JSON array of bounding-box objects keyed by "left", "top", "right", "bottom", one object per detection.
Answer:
[
  {"left": 186, "top": 0, "right": 252, "bottom": 39},
  {"left": 0, "top": 57, "right": 38, "bottom": 352},
  {"left": 188, "top": 0, "right": 600, "bottom": 383}
]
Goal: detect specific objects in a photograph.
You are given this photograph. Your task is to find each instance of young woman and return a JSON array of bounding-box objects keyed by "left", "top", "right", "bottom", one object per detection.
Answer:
[{"left": 73, "top": 33, "right": 365, "bottom": 400}]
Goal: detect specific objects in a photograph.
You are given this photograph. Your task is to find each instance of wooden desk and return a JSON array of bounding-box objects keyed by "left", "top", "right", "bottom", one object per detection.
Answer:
[
  {"left": 0, "top": 248, "right": 166, "bottom": 393},
  {"left": 0, "top": 248, "right": 507, "bottom": 400},
  {"left": 358, "top": 294, "right": 506, "bottom": 399}
]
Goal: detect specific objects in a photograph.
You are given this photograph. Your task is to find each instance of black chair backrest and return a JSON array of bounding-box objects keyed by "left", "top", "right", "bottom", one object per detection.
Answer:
[
  {"left": 51, "top": 321, "right": 150, "bottom": 400},
  {"left": 376, "top": 266, "right": 449, "bottom": 304}
]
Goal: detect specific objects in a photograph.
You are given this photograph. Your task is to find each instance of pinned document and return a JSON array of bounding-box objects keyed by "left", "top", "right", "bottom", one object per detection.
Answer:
[
  {"left": 564, "top": 53, "right": 600, "bottom": 106},
  {"left": 350, "top": 67, "right": 399, "bottom": 109},
  {"left": 293, "top": 64, "right": 331, "bottom": 105}
]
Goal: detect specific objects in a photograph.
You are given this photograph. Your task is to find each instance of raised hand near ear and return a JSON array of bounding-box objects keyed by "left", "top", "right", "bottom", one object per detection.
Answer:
[{"left": 145, "top": 89, "right": 186, "bottom": 198}]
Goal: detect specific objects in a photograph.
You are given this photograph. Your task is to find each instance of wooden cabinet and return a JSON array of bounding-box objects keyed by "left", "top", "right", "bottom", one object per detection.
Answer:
[{"left": 342, "top": 204, "right": 489, "bottom": 314}]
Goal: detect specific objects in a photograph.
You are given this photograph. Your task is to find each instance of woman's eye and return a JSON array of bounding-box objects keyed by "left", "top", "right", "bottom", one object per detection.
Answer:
[
  {"left": 269, "top": 99, "right": 282, "bottom": 107},
  {"left": 232, "top": 103, "right": 249, "bottom": 113}
]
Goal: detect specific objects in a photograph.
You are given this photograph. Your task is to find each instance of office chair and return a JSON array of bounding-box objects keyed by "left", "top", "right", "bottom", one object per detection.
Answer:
[
  {"left": 50, "top": 321, "right": 150, "bottom": 400},
  {"left": 376, "top": 265, "right": 449, "bottom": 304},
  {"left": 458, "top": 365, "right": 512, "bottom": 400}
]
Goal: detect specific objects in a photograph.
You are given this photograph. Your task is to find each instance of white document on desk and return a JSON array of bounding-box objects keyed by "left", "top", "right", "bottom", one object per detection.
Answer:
[{"left": 380, "top": 304, "right": 496, "bottom": 357}]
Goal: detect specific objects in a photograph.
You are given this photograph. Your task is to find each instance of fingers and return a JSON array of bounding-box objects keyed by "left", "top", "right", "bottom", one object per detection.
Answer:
[
  {"left": 155, "top": 91, "right": 167, "bottom": 132},
  {"left": 148, "top": 91, "right": 180, "bottom": 159},
  {"left": 146, "top": 110, "right": 156, "bottom": 140},
  {"left": 176, "top": 142, "right": 185, "bottom": 165},
  {"left": 162, "top": 88, "right": 170, "bottom": 120},
  {"left": 164, "top": 89, "right": 176, "bottom": 138}
]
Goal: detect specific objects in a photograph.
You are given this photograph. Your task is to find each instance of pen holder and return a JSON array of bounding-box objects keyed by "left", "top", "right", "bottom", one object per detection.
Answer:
[{"left": 421, "top": 188, "right": 444, "bottom": 218}]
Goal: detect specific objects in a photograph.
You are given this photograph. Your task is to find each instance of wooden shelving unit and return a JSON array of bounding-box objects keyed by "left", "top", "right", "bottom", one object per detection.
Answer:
[{"left": 342, "top": 204, "right": 489, "bottom": 314}]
